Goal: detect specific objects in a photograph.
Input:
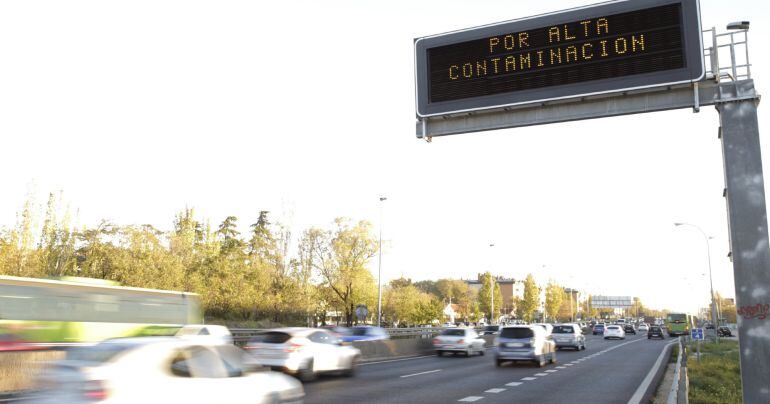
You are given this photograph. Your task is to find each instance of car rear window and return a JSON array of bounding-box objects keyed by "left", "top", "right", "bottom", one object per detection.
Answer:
[
  {"left": 552, "top": 326, "right": 574, "bottom": 334},
  {"left": 66, "top": 343, "right": 133, "bottom": 363},
  {"left": 607, "top": 326, "right": 620, "bottom": 330},
  {"left": 441, "top": 329, "right": 465, "bottom": 336},
  {"left": 484, "top": 326, "right": 499, "bottom": 332},
  {"left": 350, "top": 327, "right": 369, "bottom": 336},
  {"left": 500, "top": 328, "right": 534, "bottom": 339},
  {"left": 249, "top": 332, "right": 291, "bottom": 344}
]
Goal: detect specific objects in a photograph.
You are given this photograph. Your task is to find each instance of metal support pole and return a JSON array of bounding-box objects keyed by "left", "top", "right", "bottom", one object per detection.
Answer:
[
  {"left": 377, "top": 197, "right": 386, "bottom": 327},
  {"left": 717, "top": 79, "right": 767, "bottom": 403}
]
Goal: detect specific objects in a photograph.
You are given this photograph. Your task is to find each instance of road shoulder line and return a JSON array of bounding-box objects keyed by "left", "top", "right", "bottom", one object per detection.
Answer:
[{"left": 627, "top": 340, "right": 677, "bottom": 404}]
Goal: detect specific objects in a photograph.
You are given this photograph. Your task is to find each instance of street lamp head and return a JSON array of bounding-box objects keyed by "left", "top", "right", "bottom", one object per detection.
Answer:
[
  {"left": 674, "top": 222, "right": 684, "bottom": 226},
  {"left": 727, "top": 21, "right": 750, "bottom": 30},
  {"left": 379, "top": 197, "right": 387, "bottom": 201}
]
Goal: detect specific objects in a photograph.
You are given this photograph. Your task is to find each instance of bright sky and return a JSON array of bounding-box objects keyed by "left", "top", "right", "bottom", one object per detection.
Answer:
[{"left": 1, "top": 0, "right": 768, "bottom": 314}]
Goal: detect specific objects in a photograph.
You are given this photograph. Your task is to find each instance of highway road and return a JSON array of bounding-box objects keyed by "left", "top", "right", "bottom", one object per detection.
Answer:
[{"left": 303, "top": 334, "right": 674, "bottom": 404}]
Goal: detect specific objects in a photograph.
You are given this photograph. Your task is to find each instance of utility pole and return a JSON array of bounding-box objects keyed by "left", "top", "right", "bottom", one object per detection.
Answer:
[
  {"left": 489, "top": 243, "right": 495, "bottom": 325},
  {"left": 376, "top": 196, "right": 386, "bottom": 327}
]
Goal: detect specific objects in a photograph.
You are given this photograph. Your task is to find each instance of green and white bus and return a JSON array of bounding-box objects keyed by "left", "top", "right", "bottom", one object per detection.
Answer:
[
  {"left": 665, "top": 312, "right": 692, "bottom": 337},
  {"left": 0, "top": 275, "right": 202, "bottom": 346}
]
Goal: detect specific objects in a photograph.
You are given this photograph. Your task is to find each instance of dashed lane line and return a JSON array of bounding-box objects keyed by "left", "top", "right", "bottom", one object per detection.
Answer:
[
  {"left": 485, "top": 388, "right": 506, "bottom": 393},
  {"left": 544, "top": 369, "right": 558, "bottom": 373},
  {"left": 565, "top": 363, "right": 574, "bottom": 366},
  {"left": 458, "top": 396, "right": 484, "bottom": 402},
  {"left": 360, "top": 354, "right": 436, "bottom": 366},
  {"left": 505, "top": 382, "right": 523, "bottom": 387},
  {"left": 521, "top": 377, "right": 537, "bottom": 381},
  {"left": 534, "top": 373, "right": 549, "bottom": 376},
  {"left": 400, "top": 369, "right": 441, "bottom": 378},
  {"left": 556, "top": 366, "right": 566, "bottom": 369}
]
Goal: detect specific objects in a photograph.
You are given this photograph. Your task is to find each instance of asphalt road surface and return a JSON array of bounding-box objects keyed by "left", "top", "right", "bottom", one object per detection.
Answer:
[{"left": 303, "top": 334, "right": 674, "bottom": 404}]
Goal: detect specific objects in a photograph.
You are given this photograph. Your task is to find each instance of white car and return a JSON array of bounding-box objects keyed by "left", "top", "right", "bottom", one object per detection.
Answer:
[
  {"left": 245, "top": 327, "right": 361, "bottom": 381},
  {"left": 432, "top": 328, "right": 486, "bottom": 357},
  {"left": 533, "top": 323, "right": 554, "bottom": 335},
  {"left": 638, "top": 323, "right": 650, "bottom": 333},
  {"left": 35, "top": 337, "right": 304, "bottom": 403},
  {"left": 495, "top": 325, "right": 557, "bottom": 367},
  {"left": 604, "top": 325, "right": 626, "bottom": 340},
  {"left": 175, "top": 324, "right": 233, "bottom": 345}
]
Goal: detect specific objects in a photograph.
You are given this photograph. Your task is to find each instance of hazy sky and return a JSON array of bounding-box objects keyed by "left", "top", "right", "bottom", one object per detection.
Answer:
[{"left": 1, "top": 0, "right": 768, "bottom": 314}]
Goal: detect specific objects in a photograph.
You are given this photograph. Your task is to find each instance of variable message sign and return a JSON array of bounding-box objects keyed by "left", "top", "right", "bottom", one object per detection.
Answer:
[{"left": 415, "top": 0, "right": 704, "bottom": 117}]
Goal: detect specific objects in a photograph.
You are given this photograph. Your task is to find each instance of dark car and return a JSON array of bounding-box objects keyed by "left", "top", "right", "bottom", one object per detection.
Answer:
[
  {"left": 592, "top": 324, "right": 605, "bottom": 335},
  {"left": 481, "top": 325, "right": 500, "bottom": 335},
  {"left": 717, "top": 326, "right": 733, "bottom": 337},
  {"left": 623, "top": 324, "right": 636, "bottom": 335},
  {"left": 647, "top": 326, "right": 665, "bottom": 339}
]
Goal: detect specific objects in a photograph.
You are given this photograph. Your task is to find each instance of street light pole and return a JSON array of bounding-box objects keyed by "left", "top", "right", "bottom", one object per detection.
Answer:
[
  {"left": 489, "top": 243, "right": 495, "bottom": 325},
  {"left": 377, "top": 196, "right": 387, "bottom": 327},
  {"left": 675, "top": 222, "right": 719, "bottom": 343}
]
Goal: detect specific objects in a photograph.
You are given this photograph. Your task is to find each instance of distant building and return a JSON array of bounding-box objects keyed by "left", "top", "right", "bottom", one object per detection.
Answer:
[{"left": 465, "top": 275, "right": 522, "bottom": 316}]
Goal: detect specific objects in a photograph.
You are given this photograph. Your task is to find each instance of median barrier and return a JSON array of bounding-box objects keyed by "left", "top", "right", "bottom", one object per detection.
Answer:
[{"left": 353, "top": 334, "right": 497, "bottom": 361}]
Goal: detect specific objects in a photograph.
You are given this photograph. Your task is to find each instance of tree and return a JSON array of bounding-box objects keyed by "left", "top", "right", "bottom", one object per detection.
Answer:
[
  {"left": 217, "top": 216, "right": 242, "bottom": 252},
  {"left": 557, "top": 289, "right": 576, "bottom": 321},
  {"left": 414, "top": 280, "right": 439, "bottom": 296},
  {"left": 544, "top": 281, "right": 563, "bottom": 322},
  {"left": 301, "top": 218, "right": 378, "bottom": 326},
  {"left": 478, "top": 272, "right": 503, "bottom": 322},
  {"left": 521, "top": 274, "right": 540, "bottom": 322}
]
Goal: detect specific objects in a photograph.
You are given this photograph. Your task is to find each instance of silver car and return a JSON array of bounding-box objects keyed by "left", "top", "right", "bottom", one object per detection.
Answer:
[
  {"left": 245, "top": 327, "right": 361, "bottom": 381},
  {"left": 552, "top": 324, "right": 586, "bottom": 350},
  {"left": 495, "top": 325, "right": 557, "bottom": 367},
  {"left": 433, "top": 328, "right": 486, "bottom": 357}
]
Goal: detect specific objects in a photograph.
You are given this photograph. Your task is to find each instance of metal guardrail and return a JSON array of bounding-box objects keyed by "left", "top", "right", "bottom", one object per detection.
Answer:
[
  {"left": 229, "top": 326, "right": 481, "bottom": 345},
  {"left": 667, "top": 337, "right": 689, "bottom": 404}
]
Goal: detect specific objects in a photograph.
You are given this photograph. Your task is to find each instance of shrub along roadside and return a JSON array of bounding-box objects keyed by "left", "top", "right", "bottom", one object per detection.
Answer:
[{"left": 687, "top": 339, "right": 741, "bottom": 404}]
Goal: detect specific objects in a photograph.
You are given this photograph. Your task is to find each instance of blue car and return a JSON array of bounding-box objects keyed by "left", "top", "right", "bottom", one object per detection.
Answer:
[
  {"left": 592, "top": 324, "right": 605, "bottom": 335},
  {"left": 339, "top": 326, "right": 390, "bottom": 342}
]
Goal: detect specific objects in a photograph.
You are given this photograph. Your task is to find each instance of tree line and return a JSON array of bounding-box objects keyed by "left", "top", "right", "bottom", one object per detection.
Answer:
[{"left": 1, "top": 192, "right": 678, "bottom": 327}]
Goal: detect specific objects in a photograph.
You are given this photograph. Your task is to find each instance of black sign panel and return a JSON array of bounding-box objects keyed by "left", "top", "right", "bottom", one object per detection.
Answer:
[{"left": 415, "top": 0, "right": 703, "bottom": 117}]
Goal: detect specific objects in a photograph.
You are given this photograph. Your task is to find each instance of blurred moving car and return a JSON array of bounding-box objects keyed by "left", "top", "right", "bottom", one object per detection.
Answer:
[
  {"left": 638, "top": 324, "right": 650, "bottom": 333},
  {"left": 623, "top": 324, "right": 636, "bottom": 335},
  {"left": 433, "top": 328, "right": 485, "bottom": 357},
  {"left": 552, "top": 324, "right": 586, "bottom": 351},
  {"left": 245, "top": 328, "right": 361, "bottom": 381},
  {"left": 337, "top": 326, "right": 389, "bottom": 342},
  {"left": 592, "top": 323, "right": 605, "bottom": 335},
  {"left": 35, "top": 337, "right": 304, "bottom": 403},
  {"left": 647, "top": 325, "right": 665, "bottom": 339},
  {"left": 495, "top": 325, "right": 556, "bottom": 367},
  {"left": 604, "top": 325, "right": 625, "bottom": 340},
  {"left": 480, "top": 325, "right": 500, "bottom": 335},
  {"left": 717, "top": 326, "right": 733, "bottom": 337},
  {"left": 533, "top": 323, "right": 553, "bottom": 335},
  {"left": 175, "top": 325, "right": 233, "bottom": 345}
]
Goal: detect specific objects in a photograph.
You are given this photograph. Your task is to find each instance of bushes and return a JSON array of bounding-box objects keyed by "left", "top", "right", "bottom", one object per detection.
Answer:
[{"left": 687, "top": 340, "right": 741, "bottom": 404}]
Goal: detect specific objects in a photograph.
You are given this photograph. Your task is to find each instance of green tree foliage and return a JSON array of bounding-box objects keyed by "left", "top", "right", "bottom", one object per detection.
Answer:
[
  {"left": 544, "top": 281, "right": 564, "bottom": 322},
  {"left": 521, "top": 273, "right": 540, "bottom": 322},
  {"left": 478, "top": 272, "right": 503, "bottom": 322},
  {"left": 384, "top": 279, "right": 441, "bottom": 326}
]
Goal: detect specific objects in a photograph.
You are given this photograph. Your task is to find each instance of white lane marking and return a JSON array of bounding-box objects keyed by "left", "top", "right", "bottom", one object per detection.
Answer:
[
  {"left": 545, "top": 369, "right": 558, "bottom": 373},
  {"left": 506, "top": 382, "right": 523, "bottom": 387},
  {"left": 534, "top": 373, "right": 549, "bottom": 376},
  {"left": 485, "top": 388, "right": 506, "bottom": 393},
  {"left": 627, "top": 340, "right": 678, "bottom": 404},
  {"left": 361, "top": 354, "right": 436, "bottom": 366},
  {"left": 565, "top": 363, "right": 574, "bottom": 366},
  {"left": 556, "top": 366, "right": 566, "bottom": 369},
  {"left": 458, "top": 396, "right": 484, "bottom": 402},
  {"left": 521, "top": 377, "right": 537, "bottom": 381},
  {"left": 400, "top": 369, "right": 442, "bottom": 378}
]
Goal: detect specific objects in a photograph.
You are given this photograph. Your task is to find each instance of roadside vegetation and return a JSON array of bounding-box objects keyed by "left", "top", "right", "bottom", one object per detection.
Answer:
[
  {"left": 687, "top": 339, "right": 741, "bottom": 404},
  {"left": 1, "top": 190, "right": 671, "bottom": 326}
]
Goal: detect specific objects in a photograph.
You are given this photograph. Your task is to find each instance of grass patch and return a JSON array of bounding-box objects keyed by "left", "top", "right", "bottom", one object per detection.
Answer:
[{"left": 687, "top": 340, "right": 741, "bottom": 404}]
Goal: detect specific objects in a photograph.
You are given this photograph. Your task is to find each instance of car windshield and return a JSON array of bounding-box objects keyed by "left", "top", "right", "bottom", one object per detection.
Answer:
[
  {"left": 500, "top": 328, "right": 534, "bottom": 339},
  {"left": 441, "top": 329, "right": 465, "bottom": 336},
  {"left": 552, "top": 326, "right": 574, "bottom": 334},
  {"left": 250, "top": 332, "right": 291, "bottom": 344},
  {"left": 66, "top": 342, "right": 134, "bottom": 363}
]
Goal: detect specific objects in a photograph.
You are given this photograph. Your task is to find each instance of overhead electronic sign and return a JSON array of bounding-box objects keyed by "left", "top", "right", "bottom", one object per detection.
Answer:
[{"left": 414, "top": 0, "right": 704, "bottom": 117}]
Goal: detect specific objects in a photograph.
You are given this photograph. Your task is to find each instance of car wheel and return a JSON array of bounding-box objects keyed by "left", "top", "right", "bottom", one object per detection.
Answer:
[
  {"left": 297, "top": 359, "right": 316, "bottom": 382},
  {"left": 535, "top": 355, "right": 545, "bottom": 367},
  {"left": 549, "top": 351, "right": 557, "bottom": 364},
  {"left": 479, "top": 347, "right": 485, "bottom": 356},
  {"left": 496, "top": 359, "right": 503, "bottom": 367},
  {"left": 437, "top": 350, "right": 443, "bottom": 357},
  {"left": 466, "top": 348, "right": 472, "bottom": 357}
]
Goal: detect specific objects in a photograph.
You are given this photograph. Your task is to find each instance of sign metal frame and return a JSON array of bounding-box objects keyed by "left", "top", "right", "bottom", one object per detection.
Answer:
[{"left": 414, "top": 0, "right": 705, "bottom": 118}]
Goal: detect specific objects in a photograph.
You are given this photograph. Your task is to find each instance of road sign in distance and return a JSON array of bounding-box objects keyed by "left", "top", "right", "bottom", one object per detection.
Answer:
[
  {"left": 691, "top": 328, "right": 704, "bottom": 340},
  {"left": 414, "top": 0, "right": 704, "bottom": 117}
]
